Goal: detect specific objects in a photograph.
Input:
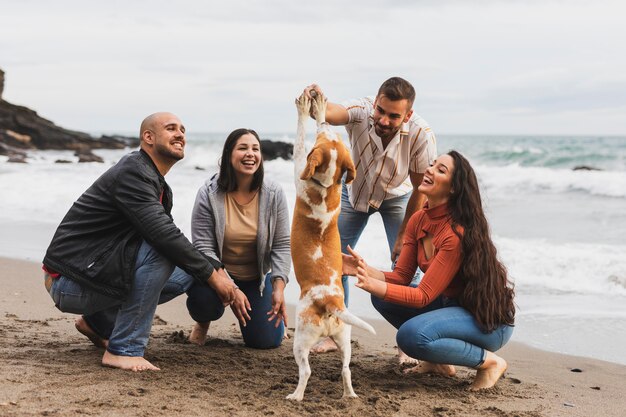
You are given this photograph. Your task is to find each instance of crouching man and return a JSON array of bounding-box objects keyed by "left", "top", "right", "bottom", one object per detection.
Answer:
[{"left": 42, "top": 112, "right": 237, "bottom": 371}]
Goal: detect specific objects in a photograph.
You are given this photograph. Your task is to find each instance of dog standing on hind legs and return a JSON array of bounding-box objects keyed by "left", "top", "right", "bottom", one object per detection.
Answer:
[{"left": 286, "top": 92, "right": 376, "bottom": 401}]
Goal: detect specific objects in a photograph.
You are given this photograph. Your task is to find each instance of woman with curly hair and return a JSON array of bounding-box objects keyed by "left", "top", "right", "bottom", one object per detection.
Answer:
[{"left": 343, "top": 150, "right": 515, "bottom": 390}]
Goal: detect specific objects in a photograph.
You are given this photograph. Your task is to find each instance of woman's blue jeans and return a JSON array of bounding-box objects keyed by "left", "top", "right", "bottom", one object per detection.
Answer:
[
  {"left": 372, "top": 295, "right": 514, "bottom": 368},
  {"left": 176, "top": 268, "right": 285, "bottom": 349},
  {"left": 338, "top": 181, "right": 411, "bottom": 306}
]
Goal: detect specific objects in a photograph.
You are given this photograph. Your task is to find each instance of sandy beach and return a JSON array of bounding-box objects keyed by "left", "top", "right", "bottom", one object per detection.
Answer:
[{"left": 1, "top": 256, "right": 624, "bottom": 417}]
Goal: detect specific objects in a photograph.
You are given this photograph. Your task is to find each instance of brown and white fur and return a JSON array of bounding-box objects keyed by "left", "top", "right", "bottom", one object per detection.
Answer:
[{"left": 286, "top": 93, "right": 375, "bottom": 401}]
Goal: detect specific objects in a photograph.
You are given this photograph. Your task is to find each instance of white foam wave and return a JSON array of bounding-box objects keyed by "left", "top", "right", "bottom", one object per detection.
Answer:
[
  {"left": 495, "top": 236, "right": 626, "bottom": 297},
  {"left": 476, "top": 163, "right": 626, "bottom": 199}
]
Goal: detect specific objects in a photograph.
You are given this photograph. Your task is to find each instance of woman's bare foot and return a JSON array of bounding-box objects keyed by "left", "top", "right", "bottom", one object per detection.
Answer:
[
  {"left": 470, "top": 351, "right": 507, "bottom": 391},
  {"left": 403, "top": 360, "right": 456, "bottom": 377},
  {"left": 75, "top": 316, "right": 108, "bottom": 348},
  {"left": 311, "top": 337, "right": 338, "bottom": 353},
  {"left": 102, "top": 350, "right": 160, "bottom": 372},
  {"left": 398, "top": 347, "right": 419, "bottom": 366},
  {"left": 189, "top": 322, "right": 210, "bottom": 346}
]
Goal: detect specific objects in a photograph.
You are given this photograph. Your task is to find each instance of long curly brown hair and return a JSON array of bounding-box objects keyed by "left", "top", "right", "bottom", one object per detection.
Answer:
[{"left": 447, "top": 150, "right": 515, "bottom": 332}]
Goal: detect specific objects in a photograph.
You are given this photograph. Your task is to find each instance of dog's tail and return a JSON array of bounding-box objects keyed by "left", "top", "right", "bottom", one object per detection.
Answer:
[{"left": 334, "top": 309, "right": 376, "bottom": 335}]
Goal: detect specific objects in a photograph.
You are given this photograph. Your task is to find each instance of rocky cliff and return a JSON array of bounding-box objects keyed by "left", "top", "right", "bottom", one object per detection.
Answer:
[{"left": 0, "top": 68, "right": 138, "bottom": 161}]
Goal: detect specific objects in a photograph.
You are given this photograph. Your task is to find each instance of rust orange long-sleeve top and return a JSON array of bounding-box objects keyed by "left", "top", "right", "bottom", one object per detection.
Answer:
[{"left": 383, "top": 203, "right": 464, "bottom": 308}]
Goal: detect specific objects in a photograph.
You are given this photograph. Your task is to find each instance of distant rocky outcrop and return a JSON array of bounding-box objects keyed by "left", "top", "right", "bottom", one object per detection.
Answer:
[
  {"left": 573, "top": 165, "right": 602, "bottom": 171},
  {"left": 0, "top": 68, "right": 4, "bottom": 100},
  {"left": 0, "top": 68, "right": 138, "bottom": 162},
  {"left": 260, "top": 139, "right": 293, "bottom": 161}
]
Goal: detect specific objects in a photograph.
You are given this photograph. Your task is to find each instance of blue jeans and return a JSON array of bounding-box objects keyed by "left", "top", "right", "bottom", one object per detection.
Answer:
[
  {"left": 48, "top": 241, "right": 182, "bottom": 357},
  {"left": 179, "top": 269, "right": 284, "bottom": 349},
  {"left": 372, "top": 295, "right": 514, "bottom": 368},
  {"left": 339, "top": 182, "right": 411, "bottom": 305}
]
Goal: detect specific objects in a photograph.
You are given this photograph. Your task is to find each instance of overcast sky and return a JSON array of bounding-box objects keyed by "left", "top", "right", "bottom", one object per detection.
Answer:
[{"left": 1, "top": 0, "right": 625, "bottom": 135}]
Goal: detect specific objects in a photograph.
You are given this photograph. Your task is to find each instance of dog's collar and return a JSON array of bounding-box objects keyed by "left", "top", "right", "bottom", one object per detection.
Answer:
[{"left": 309, "top": 177, "right": 325, "bottom": 188}]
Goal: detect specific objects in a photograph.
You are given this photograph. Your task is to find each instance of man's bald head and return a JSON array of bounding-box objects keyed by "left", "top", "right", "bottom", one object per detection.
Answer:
[
  {"left": 140, "top": 112, "right": 179, "bottom": 142},
  {"left": 138, "top": 112, "right": 186, "bottom": 175}
]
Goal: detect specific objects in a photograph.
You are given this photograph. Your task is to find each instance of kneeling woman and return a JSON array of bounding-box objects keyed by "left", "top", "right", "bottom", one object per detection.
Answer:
[
  {"left": 174, "top": 128, "right": 290, "bottom": 348},
  {"left": 343, "top": 150, "right": 514, "bottom": 390}
]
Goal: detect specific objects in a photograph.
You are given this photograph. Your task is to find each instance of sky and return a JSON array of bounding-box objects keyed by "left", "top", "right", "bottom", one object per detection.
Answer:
[{"left": 1, "top": 0, "right": 625, "bottom": 136}]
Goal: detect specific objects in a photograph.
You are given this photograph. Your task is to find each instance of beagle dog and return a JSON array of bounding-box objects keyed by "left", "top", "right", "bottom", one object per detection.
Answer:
[{"left": 286, "top": 92, "right": 375, "bottom": 401}]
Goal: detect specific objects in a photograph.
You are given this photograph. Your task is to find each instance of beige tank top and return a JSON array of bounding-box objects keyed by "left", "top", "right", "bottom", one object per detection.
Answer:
[{"left": 222, "top": 192, "right": 259, "bottom": 281}]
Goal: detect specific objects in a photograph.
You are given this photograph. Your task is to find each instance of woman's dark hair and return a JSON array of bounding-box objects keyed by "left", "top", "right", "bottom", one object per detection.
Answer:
[
  {"left": 217, "top": 128, "right": 264, "bottom": 192},
  {"left": 447, "top": 150, "right": 515, "bottom": 332}
]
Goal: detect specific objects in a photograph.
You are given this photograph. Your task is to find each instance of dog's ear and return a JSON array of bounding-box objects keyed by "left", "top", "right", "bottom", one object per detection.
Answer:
[
  {"left": 343, "top": 156, "right": 356, "bottom": 184},
  {"left": 300, "top": 148, "right": 323, "bottom": 180}
]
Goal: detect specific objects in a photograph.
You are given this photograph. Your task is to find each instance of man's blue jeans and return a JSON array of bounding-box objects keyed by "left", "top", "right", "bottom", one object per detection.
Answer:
[
  {"left": 338, "top": 182, "right": 411, "bottom": 305},
  {"left": 179, "top": 268, "right": 284, "bottom": 349},
  {"left": 48, "top": 241, "right": 184, "bottom": 357},
  {"left": 372, "top": 295, "right": 514, "bottom": 368}
]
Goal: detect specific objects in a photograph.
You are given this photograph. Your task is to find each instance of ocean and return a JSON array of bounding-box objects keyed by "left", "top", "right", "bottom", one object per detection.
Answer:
[{"left": 2, "top": 132, "right": 625, "bottom": 365}]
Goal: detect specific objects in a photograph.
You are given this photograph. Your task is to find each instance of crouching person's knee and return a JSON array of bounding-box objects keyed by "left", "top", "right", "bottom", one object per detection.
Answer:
[{"left": 396, "top": 323, "right": 432, "bottom": 360}]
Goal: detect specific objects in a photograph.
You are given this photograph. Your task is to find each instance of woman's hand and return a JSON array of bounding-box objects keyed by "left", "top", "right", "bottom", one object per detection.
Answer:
[
  {"left": 267, "top": 279, "right": 288, "bottom": 328},
  {"left": 347, "top": 246, "right": 387, "bottom": 298},
  {"left": 230, "top": 289, "right": 251, "bottom": 327},
  {"left": 343, "top": 245, "right": 367, "bottom": 276}
]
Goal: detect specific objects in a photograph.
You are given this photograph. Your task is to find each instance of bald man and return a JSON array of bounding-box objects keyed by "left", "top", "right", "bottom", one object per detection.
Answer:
[{"left": 43, "top": 112, "right": 237, "bottom": 371}]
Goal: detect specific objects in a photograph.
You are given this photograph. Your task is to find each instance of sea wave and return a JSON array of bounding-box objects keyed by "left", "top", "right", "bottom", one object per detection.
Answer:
[
  {"left": 496, "top": 236, "right": 626, "bottom": 297},
  {"left": 476, "top": 163, "right": 626, "bottom": 199}
]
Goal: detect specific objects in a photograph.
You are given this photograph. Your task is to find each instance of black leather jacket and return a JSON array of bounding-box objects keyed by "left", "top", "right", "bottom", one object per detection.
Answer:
[{"left": 43, "top": 149, "right": 221, "bottom": 299}]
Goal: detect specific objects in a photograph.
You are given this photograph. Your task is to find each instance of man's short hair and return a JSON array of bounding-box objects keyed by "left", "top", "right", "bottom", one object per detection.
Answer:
[{"left": 377, "top": 77, "right": 415, "bottom": 108}]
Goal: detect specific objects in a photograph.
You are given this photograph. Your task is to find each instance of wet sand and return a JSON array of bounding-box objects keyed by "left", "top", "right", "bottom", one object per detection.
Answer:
[{"left": 1, "top": 256, "right": 624, "bottom": 416}]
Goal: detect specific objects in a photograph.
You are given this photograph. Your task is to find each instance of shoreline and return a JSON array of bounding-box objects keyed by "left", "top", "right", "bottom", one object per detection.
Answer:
[{"left": 1, "top": 256, "right": 625, "bottom": 416}]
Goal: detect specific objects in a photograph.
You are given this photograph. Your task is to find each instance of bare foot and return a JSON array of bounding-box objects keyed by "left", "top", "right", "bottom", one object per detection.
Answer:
[
  {"left": 469, "top": 351, "right": 507, "bottom": 391},
  {"left": 310, "top": 337, "right": 338, "bottom": 353},
  {"left": 75, "top": 316, "right": 108, "bottom": 348},
  {"left": 188, "top": 322, "right": 210, "bottom": 346},
  {"left": 403, "top": 360, "right": 456, "bottom": 377},
  {"left": 398, "top": 347, "right": 419, "bottom": 366},
  {"left": 102, "top": 350, "right": 160, "bottom": 372}
]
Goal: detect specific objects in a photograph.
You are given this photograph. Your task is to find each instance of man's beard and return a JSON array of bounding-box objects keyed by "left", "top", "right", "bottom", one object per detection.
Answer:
[
  {"left": 155, "top": 141, "right": 184, "bottom": 161},
  {"left": 375, "top": 123, "right": 396, "bottom": 141}
]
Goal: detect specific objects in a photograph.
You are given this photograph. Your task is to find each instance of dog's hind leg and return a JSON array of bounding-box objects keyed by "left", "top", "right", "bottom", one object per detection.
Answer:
[
  {"left": 332, "top": 324, "right": 358, "bottom": 398},
  {"left": 286, "top": 325, "right": 316, "bottom": 401}
]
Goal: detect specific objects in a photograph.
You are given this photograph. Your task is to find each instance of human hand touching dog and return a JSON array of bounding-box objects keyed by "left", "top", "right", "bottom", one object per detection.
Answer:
[
  {"left": 346, "top": 246, "right": 387, "bottom": 298},
  {"left": 342, "top": 245, "right": 368, "bottom": 276}
]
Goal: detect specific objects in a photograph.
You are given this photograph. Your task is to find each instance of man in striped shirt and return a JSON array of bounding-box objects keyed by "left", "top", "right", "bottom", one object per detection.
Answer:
[{"left": 302, "top": 78, "right": 437, "bottom": 352}]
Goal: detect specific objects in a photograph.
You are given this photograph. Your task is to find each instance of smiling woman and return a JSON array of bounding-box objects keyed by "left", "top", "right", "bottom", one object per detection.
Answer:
[
  {"left": 168, "top": 128, "right": 292, "bottom": 349},
  {"left": 343, "top": 150, "right": 515, "bottom": 391}
]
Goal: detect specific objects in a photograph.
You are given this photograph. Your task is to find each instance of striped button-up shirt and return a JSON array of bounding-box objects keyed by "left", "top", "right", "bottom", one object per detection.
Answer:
[{"left": 342, "top": 96, "right": 437, "bottom": 213}]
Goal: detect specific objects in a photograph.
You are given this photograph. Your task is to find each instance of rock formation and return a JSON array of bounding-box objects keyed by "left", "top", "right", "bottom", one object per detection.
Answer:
[
  {"left": 0, "top": 68, "right": 5, "bottom": 100},
  {"left": 0, "top": 67, "right": 138, "bottom": 160},
  {"left": 260, "top": 139, "right": 293, "bottom": 161}
]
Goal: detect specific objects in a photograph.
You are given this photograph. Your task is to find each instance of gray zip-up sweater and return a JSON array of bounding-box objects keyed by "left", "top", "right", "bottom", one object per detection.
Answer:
[{"left": 191, "top": 174, "right": 291, "bottom": 294}]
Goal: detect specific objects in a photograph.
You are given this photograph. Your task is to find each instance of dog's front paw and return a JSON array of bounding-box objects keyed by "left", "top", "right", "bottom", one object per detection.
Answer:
[
  {"left": 311, "top": 92, "right": 327, "bottom": 123},
  {"left": 295, "top": 93, "right": 311, "bottom": 117}
]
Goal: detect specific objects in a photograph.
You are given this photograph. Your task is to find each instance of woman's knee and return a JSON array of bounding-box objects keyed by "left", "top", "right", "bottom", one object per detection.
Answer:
[
  {"left": 396, "top": 321, "right": 433, "bottom": 359},
  {"left": 242, "top": 325, "right": 284, "bottom": 349},
  {"left": 186, "top": 284, "right": 224, "bottom": 322}
]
